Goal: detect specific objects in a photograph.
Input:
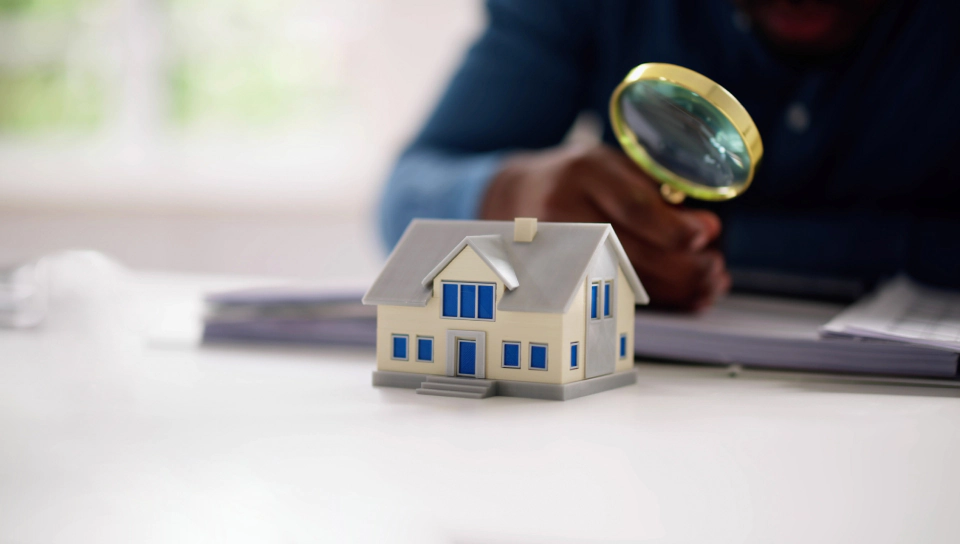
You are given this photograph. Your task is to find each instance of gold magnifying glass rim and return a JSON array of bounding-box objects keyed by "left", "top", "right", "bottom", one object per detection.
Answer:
[{"left": 609, "top": 63, "right": 763, "bottom": 202}]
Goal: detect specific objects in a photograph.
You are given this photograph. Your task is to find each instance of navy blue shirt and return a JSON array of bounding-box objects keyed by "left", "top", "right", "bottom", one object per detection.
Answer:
[{"left": 379, "top": 0, "right": 960, "bottom": 289}]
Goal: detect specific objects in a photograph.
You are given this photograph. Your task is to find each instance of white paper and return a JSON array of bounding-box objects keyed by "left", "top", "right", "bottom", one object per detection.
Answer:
[{"left": 822, "top": 276, "right": 960, "bottom": 352}]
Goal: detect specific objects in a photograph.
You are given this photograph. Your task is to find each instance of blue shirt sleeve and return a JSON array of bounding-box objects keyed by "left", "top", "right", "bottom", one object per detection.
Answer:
[
  {"left": 378, "top": 149, "right": 504, "bottom": 250},
  {"left": 377, "top": 0, "right": 595, "bottom": 250}
]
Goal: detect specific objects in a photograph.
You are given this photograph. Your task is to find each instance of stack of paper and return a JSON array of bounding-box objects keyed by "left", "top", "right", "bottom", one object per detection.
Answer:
[
  {"left": 822, "top": 276, "right": 960, "bottom": 352},
  {"left": 202, "top": 286, "right": 376, "bottom": 346},
  {"left": 633, "top": 293, "right": 958, "bottom": 378}
]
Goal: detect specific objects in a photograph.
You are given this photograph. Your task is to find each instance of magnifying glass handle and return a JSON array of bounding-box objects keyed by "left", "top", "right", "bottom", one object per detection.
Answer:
[{"left": 660, "top": 184, "right": 687, "bottom": 205}]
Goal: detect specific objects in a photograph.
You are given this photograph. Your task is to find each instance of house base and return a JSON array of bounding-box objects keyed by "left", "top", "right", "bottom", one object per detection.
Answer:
[{"left": 372, "top": 368, "right": 637, "bottom": 401}]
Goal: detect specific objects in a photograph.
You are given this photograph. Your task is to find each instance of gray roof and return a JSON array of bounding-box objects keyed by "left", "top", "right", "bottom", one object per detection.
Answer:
[
  {"left": 362, "top": 220, "right": 649, "bottom": 314},
  {"left": 423, "top": 235, "right": 519, "bottom": 290}
]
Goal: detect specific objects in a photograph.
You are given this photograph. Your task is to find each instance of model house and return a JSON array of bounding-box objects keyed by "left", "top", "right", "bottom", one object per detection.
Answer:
[{"left": 362, "top": 218, "right": 649, "bottom": 400}]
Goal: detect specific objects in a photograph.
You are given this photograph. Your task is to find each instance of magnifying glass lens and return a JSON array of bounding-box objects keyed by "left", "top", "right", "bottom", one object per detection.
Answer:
[{"left": 618, "top": 79, "right": 752, "bottom": 194}]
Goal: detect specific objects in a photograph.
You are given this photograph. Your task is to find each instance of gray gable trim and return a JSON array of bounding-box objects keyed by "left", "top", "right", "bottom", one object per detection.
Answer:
[
  {"left": 606, "top": 234, "right": 650, "bottom": 305},
  {"left": 512, "top": 229, "right": 650, "bottom": 314},
  {"left": 422, "top": 235, "right": 519, "bottom": 290},
  {"left": 362, "top": 219, "right": 649, "bottom": 312},
  {"left": 496, "top": 224, "right": 609, "bottom": 313}
]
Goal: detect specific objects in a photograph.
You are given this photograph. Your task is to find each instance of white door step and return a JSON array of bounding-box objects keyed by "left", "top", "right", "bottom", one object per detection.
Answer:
[
  {"left": 416, "top": 376, "right": 498, "bottom": 399},
  {"left": 425, "top": 376, "right": 496, "bottom": 386},
  {"left": 416, "top": 388, "right": 486, "bottom": 399},
  {"left": 419, "top": 382, "right": 490, "bottom": 394}
]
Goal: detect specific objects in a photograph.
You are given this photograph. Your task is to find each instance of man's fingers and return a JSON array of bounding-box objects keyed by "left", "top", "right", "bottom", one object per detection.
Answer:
[
  {"left": 571, "top": 148, "right": 718, "bottom": 251},
  {"left": 693, "top": 270, "right": 732, "bottom": 311},
  {"left": 687, "top": 209, "right": 722, "bottom": 245},
  {"left": 605, "top": 150, "right": 723, "bottom": 251},
  {"left": 619, "top": 233, "right": 728, "bottom": 310}
]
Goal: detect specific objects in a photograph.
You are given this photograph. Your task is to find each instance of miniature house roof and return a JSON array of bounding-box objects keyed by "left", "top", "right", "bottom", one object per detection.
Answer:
[
  {"left": 423, "top": 235, "right": 519, "bottom": 290},
  {"left": 362, "top": 220, "right": 649, "bottom": 314}
]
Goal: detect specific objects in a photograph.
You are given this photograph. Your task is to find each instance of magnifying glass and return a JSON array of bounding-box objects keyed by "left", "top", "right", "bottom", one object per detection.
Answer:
[{"left": 609, "top": 63, "right": 763, "bottom": 204}]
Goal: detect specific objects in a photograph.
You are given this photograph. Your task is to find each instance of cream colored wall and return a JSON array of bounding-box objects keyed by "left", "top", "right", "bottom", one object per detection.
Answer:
[
  {"left": 560, "top": 280, "right": 587, "bottom": 384},
  {"left": 376, "top": 245, "right": 575, "bottom": 384},
  {"left": 615, "top": 266, "right": 636, "bottom": 372},
  {"left": 376, "top": 304, "right": 448, "bottom": 376},
  {"left": 559, "top": 264, "right": 636, "bottom": 380}
]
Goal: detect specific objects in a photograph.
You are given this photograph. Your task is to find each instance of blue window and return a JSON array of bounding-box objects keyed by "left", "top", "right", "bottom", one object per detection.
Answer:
[
  {"left": 441, "top": 282, "right": 495, "bottom": 321},
  {"left": 530, "top": 344, "right": 547, "bottom": 370},
  {"left": 570, "top": 342, "right": 579, "bottom": 369},
  {"left": 478, "top": 285, "right": 495, "bottom": 320},
  {"left": 502, "top": 342, "right": 520, "bottom": 368},
  {"left": 620, "top": 334, "right": 628, "bottom": 359},
  {"left": 442, "top": 283, "right": 458, "bottom": 317},
  {"left": 590, "top": 282, "right": 599, "bottom": 319},
  {"left": 392, "top": 334, "right": 408, "bottom": 360},
  {"left": 417, "top": 337, "right": 433, "bottom": 362},
  {"left": 603, "top": 281, "right": 612, "bottom": 317},
  {"left": 460, "top": 284, "right": 476, "bottom": 318}
]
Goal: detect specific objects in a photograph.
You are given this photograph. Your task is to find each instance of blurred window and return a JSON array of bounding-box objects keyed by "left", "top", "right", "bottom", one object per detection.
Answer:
[{"left": 0, "top": 0, "right": 481, "bottom": 213}]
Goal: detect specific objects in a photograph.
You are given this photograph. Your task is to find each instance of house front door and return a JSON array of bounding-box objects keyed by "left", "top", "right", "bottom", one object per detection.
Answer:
[
  {"left": 457, "top": 339, "right": 477, "bottom": 376},
  {"left": 445, "top": 329, "right": 486, "bottom": 379}
]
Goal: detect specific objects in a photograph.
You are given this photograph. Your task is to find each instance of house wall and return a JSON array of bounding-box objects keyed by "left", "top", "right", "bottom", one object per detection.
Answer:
[
  {"left": 375, "top": 245, "right": 588, "bottom": 385},
  {"left": 559, "top": 259, "right": 637, "bottom": 382},
  {"left": 560, "top": 280, "right": 587, "bottom": 384},
  {"left": 583, "top": 238, "right": 619, "bottom": 378},
  {"left": 615, "top": 266, "right": 636, "bottom": 373}
]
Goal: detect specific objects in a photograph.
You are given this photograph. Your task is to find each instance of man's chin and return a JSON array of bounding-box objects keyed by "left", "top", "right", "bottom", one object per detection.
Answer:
[
  {"left": 738, "top": 0, "right": 883, "bottom": 58},
  {"left": 763, "top": 7, "right": 840, "bottom": 43},
  {"left": 756, "top": 8, "right": 848, "bottom": 55}
]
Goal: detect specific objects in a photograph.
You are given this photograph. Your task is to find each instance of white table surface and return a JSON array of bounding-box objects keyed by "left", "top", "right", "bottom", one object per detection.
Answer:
[{"left": 2, "top": 266, "right": 959, "bottom": 544}]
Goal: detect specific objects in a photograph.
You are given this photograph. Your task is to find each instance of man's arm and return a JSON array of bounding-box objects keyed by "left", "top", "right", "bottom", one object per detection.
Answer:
[
  {"left": 378, "top": 0, "right": 729, "bottom": 310},
  {"left": 378, "top": 0, "right": 594, "bottom": 248}
]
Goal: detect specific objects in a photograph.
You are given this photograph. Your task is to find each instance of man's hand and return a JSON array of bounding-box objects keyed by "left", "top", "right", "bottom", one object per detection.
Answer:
[{"left": 480, "top": 144, "right": 730, "bottom": 311}]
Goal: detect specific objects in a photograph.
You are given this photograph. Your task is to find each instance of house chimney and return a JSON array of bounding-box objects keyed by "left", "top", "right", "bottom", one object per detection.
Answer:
[{"left": 513, "top": 217, "right": 537, "bottom": 242}]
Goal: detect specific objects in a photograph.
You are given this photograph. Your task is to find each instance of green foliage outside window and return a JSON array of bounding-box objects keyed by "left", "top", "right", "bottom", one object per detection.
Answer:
[
  {"left": 0, "top": 68, "right": 104, "bottom": 133},
  {"left": 0, "top": 0, "right": 94, "bottom": 17},
  {"left": 0, "top": 0, "right": 342, "bottom": 133},
  {"left": 168, "top": 53, "right": 342, "bottom": 128},
  {"left": 0, "top": 0, "right": 104, "bottom": 132}
]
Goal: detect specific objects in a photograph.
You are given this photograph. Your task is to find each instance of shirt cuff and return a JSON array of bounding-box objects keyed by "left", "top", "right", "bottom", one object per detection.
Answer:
[{"left": 378, "top": 149, "right": 505, "bottom": 250}]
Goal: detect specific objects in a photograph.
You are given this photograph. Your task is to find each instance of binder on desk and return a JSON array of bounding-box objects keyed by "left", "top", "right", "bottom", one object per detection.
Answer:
[
  {"left": 202, "top": 286, "right": 377, "bottom": 346},
  {"left": 202, "top": 282, "right": 960, "bottom": 379},
  {"left": 634, "top": 293, "right": 959, "bottom": 378}
]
